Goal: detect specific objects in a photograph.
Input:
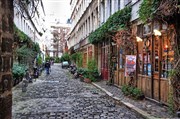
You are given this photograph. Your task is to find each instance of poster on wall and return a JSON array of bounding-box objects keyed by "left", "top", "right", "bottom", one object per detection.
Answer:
[{"left": 125, "top": 55, "right": 136, "bottom": 77}]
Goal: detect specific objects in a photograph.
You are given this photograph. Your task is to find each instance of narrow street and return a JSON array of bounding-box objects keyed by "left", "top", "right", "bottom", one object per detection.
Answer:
[{"left": 12, "top": 64, "right": 143, "bottom": 119}]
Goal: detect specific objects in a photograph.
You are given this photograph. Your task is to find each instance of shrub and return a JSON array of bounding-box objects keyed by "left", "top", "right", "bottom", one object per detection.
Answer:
[
  {"left": 54, "top": 57, "right": 60, "bottom": 63},
  {"left": 12, "top": 63, "right": 27, "bottom": 79},
  {"left": 132, "top": 88, "right": 144, "bottom": 99},
  {"left": 87, "top": 59, "right": 97, "bottom": 71},
  {"left": 122, "top": 85, "right": 144, "bottom": 100},
  {"left": 60, "top": 53, "right": 70, "bottom": 62},
  {"left": 87, "top": 59, "right": 99, "bottom": 82},
  {"left": 45, "top": 56, "right": 50, "bottom": 62},
  {"left": 77, "top": 68, "right": 88, "bottom": 75},
  {"left": 122, "top": 85, "right": 130, "bottom": 96},
  {"left": 37, "top": 55, "right": 43, "bottom": 66}
]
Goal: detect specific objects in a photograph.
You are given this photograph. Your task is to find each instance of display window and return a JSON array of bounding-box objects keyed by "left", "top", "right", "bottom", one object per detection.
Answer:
[
  {"left": 137, "top": 22, "right": 174, "bottom": 79},
  {"left": 161, "top": 34, "right": 174, "bottom": 78}
]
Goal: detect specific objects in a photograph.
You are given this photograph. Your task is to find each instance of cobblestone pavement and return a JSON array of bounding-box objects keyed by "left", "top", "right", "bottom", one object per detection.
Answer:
[
  {"left": 94, "top": 81, "right": 174, "bottom": 118},
  {"left": 12, "top": 64, "right": 144, "bottom": 119}
]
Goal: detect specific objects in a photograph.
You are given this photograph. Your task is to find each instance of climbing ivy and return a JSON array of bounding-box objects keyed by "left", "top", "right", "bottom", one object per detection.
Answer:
[
  {"left": 89, "top": 6, "right": 132, "bottom": 44},
  {"left": 138, "top": 0, "right": 160, "bottom": 22},
  {"left": 14, "top": 24, "right": 31, "bottom": 42}
]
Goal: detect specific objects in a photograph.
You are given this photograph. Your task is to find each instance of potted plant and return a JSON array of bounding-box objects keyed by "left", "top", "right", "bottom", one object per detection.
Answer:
[
  {"left": 12, "top": 63, "right": 26, "bottom": 85},
  {"left": 77, "top": 68, "right": 87, "bottom": 82},
  {"left": 83, "top": 73, "right": 91, "bottom": 83}
]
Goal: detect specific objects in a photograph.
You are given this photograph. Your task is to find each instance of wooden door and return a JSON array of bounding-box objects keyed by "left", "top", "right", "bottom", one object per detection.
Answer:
[{"left": 101, "top": 45, "right": 109, "bottom": 80}]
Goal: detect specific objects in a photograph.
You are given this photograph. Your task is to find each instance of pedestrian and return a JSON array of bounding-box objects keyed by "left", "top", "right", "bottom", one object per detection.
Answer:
[{"left": 45, "top": 60, "right": 51, "bottom": 75}]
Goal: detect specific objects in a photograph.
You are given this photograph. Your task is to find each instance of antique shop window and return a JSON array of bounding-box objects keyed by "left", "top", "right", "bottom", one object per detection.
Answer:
[
  {"left": 153, "top": 21, "right": 160, "bottom": 73},
  {"left": 119, "top": 49, "right": 125, "bottom": 69},
  {"left": 138, "top": 41, "right": 143, "bottom": 74},
  {"left": 142, "top": 37, "right": 151, "bottom": 76},
  {"left": 161, "top": 35, "right": 174, "bottom": 78},
  {"left": 154, "top": 36, "right": 159, "bottom": 72},
  {"left": 137, "top": 24, "right": 143, "bottom": 74}
]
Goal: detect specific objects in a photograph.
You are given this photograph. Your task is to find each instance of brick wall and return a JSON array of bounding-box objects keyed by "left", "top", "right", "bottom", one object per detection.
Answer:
[{"left": 0, "top": 0, "right": 14, "bottom": 119}]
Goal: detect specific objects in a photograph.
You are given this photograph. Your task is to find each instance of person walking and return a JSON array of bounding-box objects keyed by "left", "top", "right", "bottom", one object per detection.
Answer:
[{"left": 45, "top": 61, "right": 51, "bottom": 75}]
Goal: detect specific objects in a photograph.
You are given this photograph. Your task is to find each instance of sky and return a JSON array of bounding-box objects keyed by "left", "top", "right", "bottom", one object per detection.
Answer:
[
  {"left": 42, "top": 0, "right": 71, "bottom": 48},
  {"left": 43, "top": 0, "right": 71, "bottom": 25}
]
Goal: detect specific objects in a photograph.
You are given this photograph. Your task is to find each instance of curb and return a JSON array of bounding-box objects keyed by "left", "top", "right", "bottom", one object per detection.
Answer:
[{"left": 92, "top": 82, "right": 160, "bottom": 119}]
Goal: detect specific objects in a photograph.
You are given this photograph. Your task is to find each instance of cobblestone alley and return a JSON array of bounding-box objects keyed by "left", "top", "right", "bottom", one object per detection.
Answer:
[{"left": 12, "top": 64, "right": 144, "bottom": 119}]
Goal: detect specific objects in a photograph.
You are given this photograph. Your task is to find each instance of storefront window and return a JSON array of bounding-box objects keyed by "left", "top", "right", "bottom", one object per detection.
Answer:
[
  {"left": 119, "top": 49, "right": 125, "bottom": 68},
  {"left": 137, "top": 37, "right": 152, "bottom": 76},
  {"left": 143, "top": 52, "right": 151, "bottom": 76},
  {"left": 154, "top": 36, "right": 159, "bottom": 72},
  {"left": 161, "top": 35, "right": 174, "bottom": 78}
]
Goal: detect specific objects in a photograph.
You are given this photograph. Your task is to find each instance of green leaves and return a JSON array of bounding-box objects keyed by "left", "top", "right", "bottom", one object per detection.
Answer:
[
  {"left": 12, "top": 63, "right": 27, "bottom": 78},
  {"left": 60, "top": 53, "right": 70, "bottom": 62},
  {"left": 122, "top": 85, "right": 144, "bottom": 100},
  {"left": 14, "top": 24, "right": 31, "bottom": 42},
  {"left": 89, "top": 6, "right": 132, "bottom": 44},
  {"left": 70, "top": 52, "right": 83, "bottom": 67},
  {"left": 138, "top": 0, "right": 160, "bottom": 22},
  {"left": 16, "top": 45, "right": 34, "bottom": 58},
  {"left": 32, "top": 42, "right": 40, "bottom": 53}
]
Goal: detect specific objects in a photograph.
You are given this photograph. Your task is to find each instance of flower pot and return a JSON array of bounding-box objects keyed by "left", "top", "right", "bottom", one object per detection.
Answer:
[{"left": 84, "top": 78, "right": 91, "bottom": 83}]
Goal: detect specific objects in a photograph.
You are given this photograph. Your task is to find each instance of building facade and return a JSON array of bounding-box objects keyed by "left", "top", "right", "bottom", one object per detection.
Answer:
[
  {"left": 14, "top": 1, "right": 46, "bottom": 54},
  {"left": 69, "top": 0, "right": 177, "bottom": 105},
  {"left": 68, "top": 0, "right": 100, "bottom": 67},
  {"left": 46, "top": 24, "right": 70, "bottom": 57}
]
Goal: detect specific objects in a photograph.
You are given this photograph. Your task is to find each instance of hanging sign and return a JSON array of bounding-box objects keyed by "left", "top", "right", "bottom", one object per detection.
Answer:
[{"left": 125, "top": 55, "right": 136, "bottom": 77}]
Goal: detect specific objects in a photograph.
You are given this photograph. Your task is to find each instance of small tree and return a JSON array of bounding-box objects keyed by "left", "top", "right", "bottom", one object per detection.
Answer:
[{"left": 60, "top": 53, "right": 70, "bottom": 62}]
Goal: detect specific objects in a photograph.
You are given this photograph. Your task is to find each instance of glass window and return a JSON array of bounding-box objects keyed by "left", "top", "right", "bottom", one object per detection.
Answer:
[
  {"left": 138, "top": 41, "right": 143, "bottom": 74},
  {"left": 161, "top": 35, "right": 174, "bottom": 78},
  {"left": 139, "top": 37, "right": 151, "bottom": 76},
  {"left": 119, "top": 49, "right": 125, "bottom": 68},
  {"left": 154, "top": 36, "right": 159, "bottom": 72}
]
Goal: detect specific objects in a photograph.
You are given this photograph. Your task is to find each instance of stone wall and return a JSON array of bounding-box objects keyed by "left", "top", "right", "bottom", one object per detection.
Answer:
[{"left": 0, "top": 0, "right": 14, "bottom": 119}]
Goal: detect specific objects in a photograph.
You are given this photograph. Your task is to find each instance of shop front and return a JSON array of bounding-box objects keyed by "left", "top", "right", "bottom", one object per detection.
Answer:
[
  {"left": 136, "top": 21, "right": 174, "bottom": 103},
  {"left": 115, "top": 21, "right": 175, "bottom": 104}
]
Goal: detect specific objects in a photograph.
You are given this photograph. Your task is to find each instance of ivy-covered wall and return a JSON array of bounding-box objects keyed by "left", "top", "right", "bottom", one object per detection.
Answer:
[{"left": 88, "top": 6, "right": 132, "bottom": 44}]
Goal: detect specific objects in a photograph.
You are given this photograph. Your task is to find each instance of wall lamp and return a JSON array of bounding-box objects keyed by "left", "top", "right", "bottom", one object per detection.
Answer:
[
  {"left": 153, "top": 29, "right": 161, "bottom": 36},
  {"left": 136, "top": 36, "right": 143, "bottom": 42}
]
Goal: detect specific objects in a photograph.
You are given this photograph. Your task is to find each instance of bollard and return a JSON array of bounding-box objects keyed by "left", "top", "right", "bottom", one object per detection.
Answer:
[{"left": 22, "top": 79, "right": 28, "bottom": 92}]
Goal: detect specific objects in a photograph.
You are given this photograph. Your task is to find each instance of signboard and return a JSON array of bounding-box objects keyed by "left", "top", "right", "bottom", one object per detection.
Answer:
[{"left": 125, "top": 55, "right": 136, "bottom": 77}]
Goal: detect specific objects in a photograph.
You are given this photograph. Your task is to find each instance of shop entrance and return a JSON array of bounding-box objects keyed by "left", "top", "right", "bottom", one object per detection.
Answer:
[
  {"left": 138, "top": 30, "right": 174, "bottom": 102},
  {"left": 101, "top": 42, "right": 110, "bottom": 80}
]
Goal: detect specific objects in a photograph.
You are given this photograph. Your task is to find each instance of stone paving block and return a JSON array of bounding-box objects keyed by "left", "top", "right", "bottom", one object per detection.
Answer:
[{"left": 12, "top": 64, "right": 144, "bottom": 119}]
